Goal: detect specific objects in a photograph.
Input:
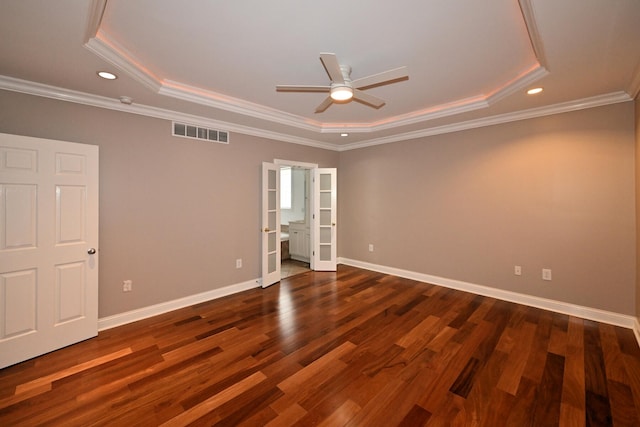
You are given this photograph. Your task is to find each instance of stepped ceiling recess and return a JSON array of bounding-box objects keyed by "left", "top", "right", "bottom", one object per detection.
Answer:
[{"left": 0, "top": 0, "right": 639, "bottom": 150}]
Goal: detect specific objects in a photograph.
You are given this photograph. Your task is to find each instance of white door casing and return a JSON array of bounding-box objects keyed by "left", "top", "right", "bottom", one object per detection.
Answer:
[
  {"left": 261, "top": 162, "right": 280, "bottom": 288},
  {"left": 312, "top": 168, "right": 337, "bottom": 271},
  {"left": 0, "top": 133, "right": 98, "bottom": 369}
]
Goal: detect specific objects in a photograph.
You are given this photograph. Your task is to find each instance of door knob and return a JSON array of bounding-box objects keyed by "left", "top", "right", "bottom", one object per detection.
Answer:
[
  {"left": 87, "top": 248, "right": 96, "bottom": 255},
  {"left": 263, "top": 228, "right": 270, "bottom": 232}
]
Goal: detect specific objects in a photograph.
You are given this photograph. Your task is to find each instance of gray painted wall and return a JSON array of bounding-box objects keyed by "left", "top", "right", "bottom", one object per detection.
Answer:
[{"left": 0, "top": 89, "right": 636, "bottom": 317}]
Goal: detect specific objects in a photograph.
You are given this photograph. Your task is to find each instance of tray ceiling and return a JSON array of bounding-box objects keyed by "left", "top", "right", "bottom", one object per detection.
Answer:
[{"left": 0, "top": 0, "right": 638, "bottom": 150}]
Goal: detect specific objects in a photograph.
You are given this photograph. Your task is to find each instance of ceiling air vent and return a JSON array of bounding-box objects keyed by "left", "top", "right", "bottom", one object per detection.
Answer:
[{"left": 172, "top": 122, "right": 229, "bottom": 144}]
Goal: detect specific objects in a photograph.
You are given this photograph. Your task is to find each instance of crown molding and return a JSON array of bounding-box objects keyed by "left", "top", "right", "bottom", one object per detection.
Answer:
[
  {"left": 84, "top": 30, "right": 324, "bottom": 133},
  {"left": 84, "top": 26, "right": 547, "bottom": 136},
  {"left": 318, "top": 63, "right": 548, "bottom": 135},
  {"left": 628, "top": 61, "right": 640, "bottom": 99},
  {"left": 0, "top": 75, "right": 334, "bottom": 150},
  {"left": 85, "top": 31, "right": 162, "bottom": 93},
  {"left": 84, "top": 0, "right": 107, "bottom": 43},
  {"left": 518, "top": 0, "right": 548, "bottom": 70},
  {"left": 81, "top": 0, "right": 554, "bottom": 136},
  {"left": 486, "top": 65, "right": 549, "bottom": 105},
  {"left": 0, "top": 75, "right": 631, "bottom": 153},
  {"left": 321, "top": 96, "right": 491, "bottom": 134},
  {"left": 158, "top": 80, "right": 321, "bottom": 133},
  {"left": 337, "top": 91, "right": 633, "bottom": 151}
]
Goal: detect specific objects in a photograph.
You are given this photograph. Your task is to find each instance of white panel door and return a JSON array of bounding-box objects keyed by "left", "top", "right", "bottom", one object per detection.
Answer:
[
  {"left": 311, "top": 168, "right": 337, "bottom": 271},
  {"left": 0, "top": 133, "right": 98, "bottom": 369},
  {"left": 261, "top": 162, "right": 280, "bottom": 288}
]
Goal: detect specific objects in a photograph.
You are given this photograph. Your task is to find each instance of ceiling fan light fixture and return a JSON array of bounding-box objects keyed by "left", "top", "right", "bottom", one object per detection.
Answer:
[{"left": 330, "top": 85, "right": 353, "bottom": 101}]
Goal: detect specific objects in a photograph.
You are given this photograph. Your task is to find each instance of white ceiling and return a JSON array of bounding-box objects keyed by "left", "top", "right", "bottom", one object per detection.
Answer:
[{"left": 1, "top": 0, "right": 639, "bottom": 150}]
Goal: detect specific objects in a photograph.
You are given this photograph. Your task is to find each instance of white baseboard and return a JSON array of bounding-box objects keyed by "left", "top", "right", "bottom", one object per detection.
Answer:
[
  {"left": 339, "top": 258, "right": 638, "bottom": 333},
  {"left": 98, "top": 261, "right": 640, "bottom": 349},
  {"left": 98, "top": 278, "right": 260, "bottom": 331}
]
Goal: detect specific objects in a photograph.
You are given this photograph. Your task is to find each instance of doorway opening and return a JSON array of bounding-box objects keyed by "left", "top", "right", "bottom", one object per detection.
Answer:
[
  {"left": 262, "top": 160, "right": 337, "bottom": 288},
  {"left": 278, "top": 162, "right": 312, "bottom": 278}
]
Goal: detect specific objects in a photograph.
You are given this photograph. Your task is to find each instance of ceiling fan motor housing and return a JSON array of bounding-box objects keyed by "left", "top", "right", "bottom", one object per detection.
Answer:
[{"left": 330, "top": 65, "right": 353, "bottom": 101}]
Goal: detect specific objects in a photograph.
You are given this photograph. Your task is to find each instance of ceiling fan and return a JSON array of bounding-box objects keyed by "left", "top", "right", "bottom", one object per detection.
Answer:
[{"left": 276, "top": 53, "right": 408, "bottom": 113}]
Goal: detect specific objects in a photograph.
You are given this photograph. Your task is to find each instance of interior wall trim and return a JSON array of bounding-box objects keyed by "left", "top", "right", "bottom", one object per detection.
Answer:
[
  {"left": 628, "top": 62, "right": 640, "bottom": 98},
  {"left": 337, "top": 91, "right": 632, "bottom": 151},
  {"left": 97, "top": 260, "right": 639, "bottom": 348},
  {"left": 82, "top": 0, "right": 552, "bottom": 135},
  {"left": 0, "top": 75, "right": 631, "bottom": 152},
  {"left": 0, "top": 75, "right": 330, "bottom": 150},
  {"left": 97, "top": 278, "right": 260, "bottom": 331},
  {"left": 338, "top": 257, "right": 639, "bottom": 339}
]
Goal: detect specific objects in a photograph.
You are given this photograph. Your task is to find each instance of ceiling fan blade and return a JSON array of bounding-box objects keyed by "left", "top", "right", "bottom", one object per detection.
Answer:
[
  {"left": 276, "top": 85, "right": 330, "bottom": 92},
  {"left": 353, "top": 89, "right": 385, "bottom": 109},
  {"left": 319, "top": 53, "right": 345, "bottom": 84},
  {"left": 315, "top": 96, "right": 334, "bottom": 113},
  {"left": 352, "top": 66, "right": 408, "bottom": 90}
]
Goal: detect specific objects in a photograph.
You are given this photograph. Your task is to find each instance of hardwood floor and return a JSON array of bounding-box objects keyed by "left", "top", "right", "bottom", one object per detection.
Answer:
[{"left": 1, "top": 265, "right": 640, "bottom": 426}]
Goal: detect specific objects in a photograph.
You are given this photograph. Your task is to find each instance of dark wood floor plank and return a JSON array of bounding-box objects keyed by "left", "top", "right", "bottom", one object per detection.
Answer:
[
  {"left": 616, "top": 327, "right": 640, "bottom": 359},
  {"left": 623, "top": 352, "right": 640, "bottom": 425},
  {"left": 450, "top": 357, "right": 481, "bottom": 398},
  {"left": 531, "top": 352, "right": 565, "bottom": 426},
  {"left": 522, "top": 307, "right": 553, "bottom": 384},
  {"left": 496, "top": 320, "right": 537, "bottom": 395},
  {"left": 291, "top": 376, "right": 361, "bottom": 426},
  {"left": 419, "top": 320, "right": 494, "bottom": 413},
  {"left": 1, "top": 265, "right": 639, "bottom": 426},
  {"left": 461, "top": 349, "right": 509, "bottom": 424},
  {"left": 559, "top": 316, "right": 587, "bottom": 425},
  {"left": 599, "top": 323, "right": 631, "bottom": 385},
  {"left": 584, "top": 320, "right": 614, "bottom": 425},
  {"left": 478, "top": 387, "right": 516, "bottom": 427},
  {"left": 505, "top": 377, "right": 538, "bottom": 427},
  {"left": 358, "top": 356, "right": 439, "bottom": 426},
  {"left": 398, "top": 404, "right": 432, "bottom": 426},
  {"left": 607, "top": 379, "right": 640, "bottom": 427}
]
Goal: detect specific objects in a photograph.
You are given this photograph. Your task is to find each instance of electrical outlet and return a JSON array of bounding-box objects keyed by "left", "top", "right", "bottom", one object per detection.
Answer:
[
  {"left": 542, "top": 269, "right": 552, "bottom": 281},
  {"left": 368, "top": 244, "right": 374, "bottom": 252},
  {"left": 514, "top": 265, "right": 522, "bottom": 276},
  {"left": 236, "top": 258, "right": 242, "bottom": 269},
  {"left": 123, "top": 280, "right": 132, "bottom": 292}
]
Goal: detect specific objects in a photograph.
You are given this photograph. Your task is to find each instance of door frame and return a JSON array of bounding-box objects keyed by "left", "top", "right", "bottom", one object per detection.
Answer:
[
  {"left": 262, "top": 159, "right": 337, "bottom": 284},
  {"left": 273, "top": 159, "right": 318, "bottom": 269}
]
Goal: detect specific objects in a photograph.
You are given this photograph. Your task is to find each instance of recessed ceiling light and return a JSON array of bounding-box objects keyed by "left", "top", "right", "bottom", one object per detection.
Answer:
[
  {"left": 340, "top": 133, "right": 349, "bottom": 137},
  {"left": 527, "top": 87, "right": 543, "bottom": 95},
  {"left": 97, "top": 71, "right": 117, "bottom": 80}
]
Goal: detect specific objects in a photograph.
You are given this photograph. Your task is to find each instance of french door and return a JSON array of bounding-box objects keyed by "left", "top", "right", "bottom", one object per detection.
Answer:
[
  {"left": 311, "top": 168, "right": 337, "bottom": 271},
  {"left": 261, "top": 162, "right": 280, "bottom": 288},
  {"left": 0, "top": 133, "right": 99, "bottom": 368},
  {"left": 261, "top": 163, "right": 337, "bottom": 287}
]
